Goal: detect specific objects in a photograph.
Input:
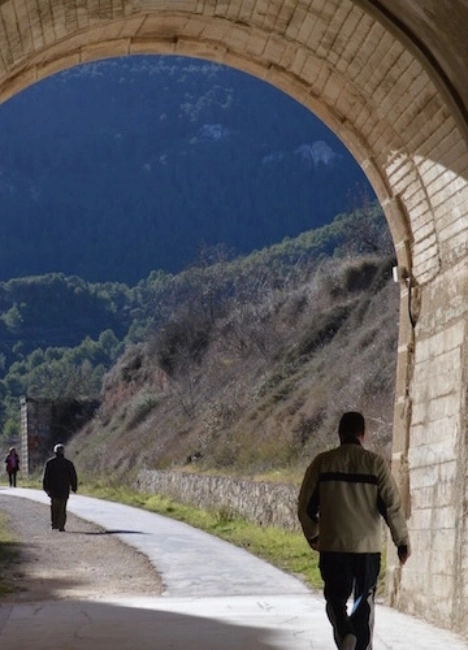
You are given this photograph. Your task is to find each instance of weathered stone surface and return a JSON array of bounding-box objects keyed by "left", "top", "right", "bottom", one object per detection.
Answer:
[{"left": 136, "top": 469, "right": 301, "bottom": 532}]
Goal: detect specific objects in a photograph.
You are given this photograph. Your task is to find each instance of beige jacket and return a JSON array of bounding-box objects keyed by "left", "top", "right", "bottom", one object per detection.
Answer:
[{"left": 297, "top": 438, "right": 409, "bottom": 553}]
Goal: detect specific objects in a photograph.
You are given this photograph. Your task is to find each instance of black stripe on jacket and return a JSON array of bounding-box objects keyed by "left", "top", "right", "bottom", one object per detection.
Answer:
[
  {"left": 319, "top": 472, "right": 378, "bottom": 485},
  {"left": 306, "top": 472, "right": 387, "bottom": 522}
]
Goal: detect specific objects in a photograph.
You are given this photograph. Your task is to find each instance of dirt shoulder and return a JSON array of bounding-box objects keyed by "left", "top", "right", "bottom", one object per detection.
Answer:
[{"left": 0, "top": 494, "right": 163, "bottom": 602}]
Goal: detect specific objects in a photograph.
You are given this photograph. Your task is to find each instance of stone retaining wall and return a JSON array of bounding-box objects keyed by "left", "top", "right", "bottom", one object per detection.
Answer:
[{"left": 136, "top": 469, "right": 301, "bottom": 532}]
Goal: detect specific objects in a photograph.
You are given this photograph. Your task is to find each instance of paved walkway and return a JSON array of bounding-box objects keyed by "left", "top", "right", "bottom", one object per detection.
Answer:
[{"left": 0, "top": 487, "right": 467, "bottom": 650}]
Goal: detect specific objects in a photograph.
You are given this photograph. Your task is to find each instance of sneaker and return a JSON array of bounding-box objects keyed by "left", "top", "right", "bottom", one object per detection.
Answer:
[{"left": 341, "top": 633, "right": 357, "bottom": 650}]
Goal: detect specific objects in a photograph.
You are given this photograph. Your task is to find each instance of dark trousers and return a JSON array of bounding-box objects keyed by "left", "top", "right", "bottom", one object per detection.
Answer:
[
  {"left": 7, "top": 471, "right": 17, "bottom": 487},
  {"left": 319, "top": 551, "right": 381, "bottom": 650},
  {"left": 50, "top": 497, "right": 68, "bottom": 530}
]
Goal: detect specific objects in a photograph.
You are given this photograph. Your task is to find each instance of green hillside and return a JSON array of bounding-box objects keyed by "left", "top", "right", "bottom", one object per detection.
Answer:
[
  {"left": 0, "top": 202, "right": 394, "bottom": 472},
  {"left": 64, "top": 203, "right": 398, "bottom": 480},
  {"left": 0, "top": 55, "right": 373, "bottom": 284}
]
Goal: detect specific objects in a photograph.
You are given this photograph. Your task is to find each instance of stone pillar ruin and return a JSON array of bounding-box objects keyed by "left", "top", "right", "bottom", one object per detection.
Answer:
[{"left": 20, "top": 396, "right": 99, "bottom": 476}]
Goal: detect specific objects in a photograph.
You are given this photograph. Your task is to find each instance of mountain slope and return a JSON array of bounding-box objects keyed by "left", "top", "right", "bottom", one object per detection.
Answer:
[
  {"left": 0, "top": 204, "right": 391, "bottom": 447},
  {"left": 69, "top": 248, "right": 399, "bottom": 480},
  {"left": 0, "top": 55, "right": 374, "bottom": 284}
]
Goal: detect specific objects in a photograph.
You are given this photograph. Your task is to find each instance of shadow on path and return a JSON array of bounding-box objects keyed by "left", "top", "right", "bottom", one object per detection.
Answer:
[
  {"left": 0, "top": 596, "right": 286, "bottom": 650},
  {"left": 78, "top": 529, "right": 146, "bottom": 536}
]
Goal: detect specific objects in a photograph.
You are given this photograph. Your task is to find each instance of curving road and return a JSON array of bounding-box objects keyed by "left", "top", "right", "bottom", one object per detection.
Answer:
[{"left": 0, "top": 487, "right": 467, "bottom": 650}]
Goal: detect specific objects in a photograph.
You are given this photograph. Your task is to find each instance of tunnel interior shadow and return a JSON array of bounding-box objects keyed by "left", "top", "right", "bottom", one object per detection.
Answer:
[{"left": 0, "top": 594, "right": 297, "bottom": 650}]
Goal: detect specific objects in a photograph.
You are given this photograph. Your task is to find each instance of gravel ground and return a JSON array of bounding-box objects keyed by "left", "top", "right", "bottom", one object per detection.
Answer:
[{"left": 0, "top": 494, "right": 163, "bottom": 602}]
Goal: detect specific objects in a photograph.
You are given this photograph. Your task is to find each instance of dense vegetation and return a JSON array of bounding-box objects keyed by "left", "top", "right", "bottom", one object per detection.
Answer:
[
  {"left": 65, "top": 202, "right": 398, "bottom": 481},
  {"left": 0, "top": 203, "right": 391, "bottom": 453},
  {"left": 0, "top": 55, "right": 373, "bottom": 284}
]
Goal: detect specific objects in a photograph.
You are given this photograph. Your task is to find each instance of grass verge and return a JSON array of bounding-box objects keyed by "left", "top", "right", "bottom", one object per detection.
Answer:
[{"left": 0, "top": 510, "right": 22, "bottom": 596}]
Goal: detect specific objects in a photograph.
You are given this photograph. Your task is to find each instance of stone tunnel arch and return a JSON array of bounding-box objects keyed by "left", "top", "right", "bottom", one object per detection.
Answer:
[{"left": 2, "top": 0, "right": 468, "bottom": 636}]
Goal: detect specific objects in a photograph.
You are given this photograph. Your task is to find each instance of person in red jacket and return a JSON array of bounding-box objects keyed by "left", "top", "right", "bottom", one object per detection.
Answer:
[
  {"left": 5, "top": 447, "right": 20, "bottom": 487},
  {"left": 298, "top": 411, "right": 410, "bottom": 650},
  {"left": 42, "top": 443, "right": 78, "bottom": 532}
]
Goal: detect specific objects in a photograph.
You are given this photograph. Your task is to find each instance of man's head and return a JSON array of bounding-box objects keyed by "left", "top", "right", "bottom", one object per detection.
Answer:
[
  {"left": 53, "top": 443, "right": 65, "bottom": 456},
  {"left": 338, "top": 411, "right": 365, "bottom": 442}
]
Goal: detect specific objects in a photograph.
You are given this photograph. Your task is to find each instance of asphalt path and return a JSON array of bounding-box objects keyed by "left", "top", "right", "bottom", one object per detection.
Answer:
[{"left": 1, "top": 487, "right": 467, "bottom": 650}]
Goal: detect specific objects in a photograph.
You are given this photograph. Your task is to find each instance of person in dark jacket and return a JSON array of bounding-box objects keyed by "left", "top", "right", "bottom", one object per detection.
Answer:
[
  {"left": 5, "top": 447, "right": 20, "bottom": 487},
  {"left": 42, "top": 443, "right": 78, "bottom": 532},
  {"left": 298, "top": 411, "right": 410, "bottom": 650}
]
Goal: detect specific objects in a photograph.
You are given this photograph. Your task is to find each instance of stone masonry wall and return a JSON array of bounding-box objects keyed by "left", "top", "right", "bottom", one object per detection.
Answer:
[
  {"left": 390, "top": 257, "right": 468, "bottom": 634},
  {"left": 136, "top": 469, "right": 301, "bottom": 532},
  {"left": 20, "top": 397, "right": 52, "bottom": 476}
]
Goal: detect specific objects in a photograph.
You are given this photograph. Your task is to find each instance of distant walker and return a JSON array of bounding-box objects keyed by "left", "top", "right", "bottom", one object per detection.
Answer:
[
  {"left": 5, "top": 447, "right": 20, "bottom": 487},
  {"left": 42, "top": 443, "right": 78, "bottom": 532}
]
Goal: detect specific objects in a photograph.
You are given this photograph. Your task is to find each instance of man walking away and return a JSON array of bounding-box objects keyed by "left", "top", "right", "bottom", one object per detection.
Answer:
[
  {"left": 298, "top": 411, "right": 410, "bottom": 650},
  {"left": 42, "top": 443, "right": 78, "bottom": 532}
]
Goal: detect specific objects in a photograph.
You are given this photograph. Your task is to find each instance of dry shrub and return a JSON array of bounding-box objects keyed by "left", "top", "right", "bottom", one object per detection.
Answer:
[
  {"left": 155, "top": 316, "right": 212, "bottom": 376},
  {"left": 70, "top": 251, "right": 400, "bottom": 479},
  {"left": 126, "top": 392, "right": 160, "bottom": 429}
]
